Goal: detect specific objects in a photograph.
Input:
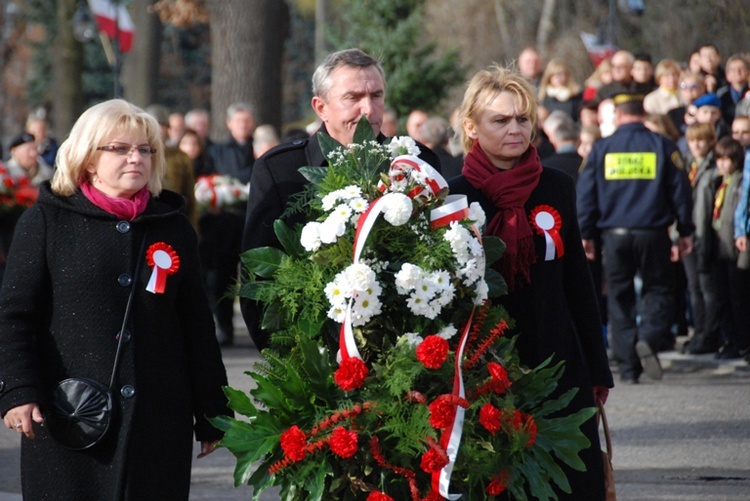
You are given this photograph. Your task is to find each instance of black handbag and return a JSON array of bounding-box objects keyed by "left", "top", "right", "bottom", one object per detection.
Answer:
[{"left": 46, "top": 234, "right": 147, "bottom": 450}]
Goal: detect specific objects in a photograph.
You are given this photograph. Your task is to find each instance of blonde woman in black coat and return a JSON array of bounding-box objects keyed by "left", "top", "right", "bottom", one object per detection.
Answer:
[{"left": 0, "top": 99, "right": 230, "bottom": 499}]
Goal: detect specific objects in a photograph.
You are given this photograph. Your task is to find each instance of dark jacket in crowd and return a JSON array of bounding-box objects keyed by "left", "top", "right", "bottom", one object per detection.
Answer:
[
  {"left": 0, "top": 183, "right": 230, "bottom": 500},
  {"left": 206, "top": 137, "right": 254, "bottom": 184}
]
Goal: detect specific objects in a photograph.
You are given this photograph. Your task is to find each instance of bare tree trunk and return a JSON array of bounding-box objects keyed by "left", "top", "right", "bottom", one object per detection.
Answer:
[
  {"left": 536, "top": 0, "right": 557, "bottom": 58},
  {"left": 206, "top": 0, "right": 289, "bottom": 140},
  {"left": 315, "top": 0, "right": 328, "bottom": 64},
  {"left": 492, "top": 0, "right": 513, "bottom": 57},
  {"left": 122, "top": 0, "right": 162, "bottom": 108},
  {"left": 52, "top": 0, "right": 85, "bottom": 139}
]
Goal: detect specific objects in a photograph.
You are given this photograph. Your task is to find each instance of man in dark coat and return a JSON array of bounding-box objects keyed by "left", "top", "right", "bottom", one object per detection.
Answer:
[
  {"left": 577, "top": 92, "right": 694, "bottom": 384},
  {"left": 203, "top": 102, "right": 256, "bottom": 345},
  {"left": 241, "top": 48, "right": 440, "bottom": 349},
  {"left": 542, "top": 110, "right": 583, "bottom": 183}
]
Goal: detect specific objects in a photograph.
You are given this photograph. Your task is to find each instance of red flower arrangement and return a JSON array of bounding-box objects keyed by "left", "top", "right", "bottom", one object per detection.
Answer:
[
  {"left": 0, "top": 164, "right": 38, "bottom": 213},
  {"left": 219, "top": 122, "right": 598, "bottom": 500}
]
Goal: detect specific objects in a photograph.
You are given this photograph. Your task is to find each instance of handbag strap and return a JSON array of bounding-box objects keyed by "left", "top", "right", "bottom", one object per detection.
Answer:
[
  {"left": 597, "top": 400, "right": 613, "bottom": 459},
  {"left": 108, "top": 232, "right": 149, "bottom": 389}
]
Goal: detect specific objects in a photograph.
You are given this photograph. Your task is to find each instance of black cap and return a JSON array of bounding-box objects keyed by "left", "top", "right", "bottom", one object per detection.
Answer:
[{"left": 9, "top": 132, "right": 35, "bottom": 150}]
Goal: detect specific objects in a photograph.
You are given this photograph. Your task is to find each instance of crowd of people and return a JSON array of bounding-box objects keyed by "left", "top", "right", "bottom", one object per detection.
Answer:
[{"left": 0, "top": 40, "right": 748, "bottom": 499}]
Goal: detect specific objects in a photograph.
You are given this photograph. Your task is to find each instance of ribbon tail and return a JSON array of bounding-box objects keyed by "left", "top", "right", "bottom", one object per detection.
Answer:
[
  {"left": 432, "top": 307, "right": 474, "bottom": 499},
  {"left": 339, "top": 299, "right": 362, "bottom": 361},
  {"left": 146, "top": 267, "right": 160, "bottom": 294}
]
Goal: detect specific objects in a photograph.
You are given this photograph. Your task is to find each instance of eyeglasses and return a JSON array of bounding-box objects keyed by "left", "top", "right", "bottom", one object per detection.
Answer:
[
  {"left": 97, "top": 143, "right": 157, "bottom": 157},
  {"left": 680, "top": 83, "right": 700, "bottom": 90}
]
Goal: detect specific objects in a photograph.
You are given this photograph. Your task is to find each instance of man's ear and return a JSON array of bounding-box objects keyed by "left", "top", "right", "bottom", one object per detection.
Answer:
[{"left": 311, "top": 96, "right": 326, "bottom": 122}]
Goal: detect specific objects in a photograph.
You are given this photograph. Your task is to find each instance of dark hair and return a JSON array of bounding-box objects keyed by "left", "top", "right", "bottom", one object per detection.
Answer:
[{"left": 714, "top": 136, "right": 745, "bottom": 170}]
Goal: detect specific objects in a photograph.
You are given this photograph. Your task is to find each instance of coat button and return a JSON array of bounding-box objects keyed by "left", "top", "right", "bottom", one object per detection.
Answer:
[
  {"left": 0, "top": 380, "right": 5, "bottom": 392},
  {"left": 116, "top": 221, "right": 131, "bottom": 233},
  {"left": 118, "top": 274, "right": 132, "bottom": 287},
  {"left": 120, "top": 385, "right": 136, "bottom": 398},
  {"left": 116, "top": 330, "right": 131, "bottom": 343}
]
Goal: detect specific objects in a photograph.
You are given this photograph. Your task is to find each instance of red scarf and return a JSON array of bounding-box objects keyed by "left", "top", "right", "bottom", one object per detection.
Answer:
[
  {"left": 462, "top": 142, "right": 542, "bottom": 290},
  {"left": 81, "top": 181, "right": 151, "bottom": 221}
]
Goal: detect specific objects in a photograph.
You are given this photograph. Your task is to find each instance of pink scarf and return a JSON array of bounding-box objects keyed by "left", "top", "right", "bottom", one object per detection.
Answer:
[
  {"left": 81, "top": 181, "right": 150, "bottom": 221},
  {"left": 462, "top": 142, "right": 542, "bottom": 290}
]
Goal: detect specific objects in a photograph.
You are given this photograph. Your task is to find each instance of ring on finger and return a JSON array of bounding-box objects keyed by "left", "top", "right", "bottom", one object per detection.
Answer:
[{"left": 13, "top": 422, "right": 22, "bottom": 429}]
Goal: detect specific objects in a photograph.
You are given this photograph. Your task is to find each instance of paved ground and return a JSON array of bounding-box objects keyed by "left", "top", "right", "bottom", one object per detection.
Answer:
[{"left": 2, "top": 306, "right": 749, "bottom": 500}]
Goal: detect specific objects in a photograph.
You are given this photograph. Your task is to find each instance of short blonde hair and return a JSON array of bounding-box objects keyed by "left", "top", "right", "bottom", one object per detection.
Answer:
[
  {"left": 654, "top": 59, "right": 681, "bottom": 83},
  {"left": 538, "top": 58, "right": 581, "bottom": 100},
  {"left": 459, "top": 65, "right": 537, "bottom": 153},
  {"left": 52, "top": 99, "right": 165, "bottom": 196}
]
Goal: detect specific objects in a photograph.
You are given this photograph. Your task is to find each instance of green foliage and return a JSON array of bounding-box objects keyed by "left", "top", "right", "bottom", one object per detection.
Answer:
[{"left": 328, "top": 0, "right": 466, "bottom": 118}]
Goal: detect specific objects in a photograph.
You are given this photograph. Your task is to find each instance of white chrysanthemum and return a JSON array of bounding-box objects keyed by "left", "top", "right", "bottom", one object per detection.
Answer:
[
  {"left": 321, "top": 191, "right": 341, "bottom": 211},
  {"left": 327, "top": 304, "right": 347, "bottom": 323},
  {"left": 320, "top": 216, "right": 346, "bottom": 244},
  {"left": 416, "top": 278, "right": 437, "bottom": 299},
  {"left": 389, "top": 178, "right": 408, "bottom": 193},
  {"left": 352, "top": 294, "right": 382, "bottom": 326},
  {"left": 300, "top": 222, "right": 322, "bottom": 251},
  {"left": 388, "top": 136, "right": 421, "bottom": 157},
  {"left": 430, "top": 270, "right": 451, "bottom": 289},
  {"left": 395, "top": 263, "right": 423, "bottom": 293},
  {"left": 469, "top": 202, "right": 486, "bottom": 228},
  {"left": 349, "top": 197, "right": 368, "bottom": 213},
  {"left": 381, "top": 192, "right": 412, "bottom": 226},
  {"left": 468, "top": 236, "right": 484, "bottom": 258},
  {"left": 333, "top": 203, "right": 353, "bottom": 221},
  {"left": 436, "top": 282, "right": 456, "bottom": 306},
  {"left": 474, "top": 280, "right": 489, "bottom": 305},
  {"left": 398, "top": 332, "right": 424, "bottom": 349},
  {"left": 344, "top": 263, "right": 377, "bottom": 291},
  {"left": 437, "top": 324, "right": 458, "bottom": 340},
  {"left": 342, "top": 185, "right": 362, "bottom": 199},
  {"left": 324, "top": 280, "right": 348, "bottom": 306}
]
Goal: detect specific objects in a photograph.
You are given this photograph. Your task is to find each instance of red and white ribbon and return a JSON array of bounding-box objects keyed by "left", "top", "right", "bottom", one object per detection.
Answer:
[
  {"left": 433, "top": 308, "right": 474, "bottom": 500},
  {"left": 529, "top": 205, "right": 564, "bottom": 261},
  {"left": 337, "top": 197, "right": 387, "bottom": 362},
  {"left": 145, "top": 242, "right": 180, "bottom": 294},
  {"left": 430, "top": 195, "right": 469, "bottom": 230},
  {"left": 378, "top": 155, "right": 447, "bottom": 199}
]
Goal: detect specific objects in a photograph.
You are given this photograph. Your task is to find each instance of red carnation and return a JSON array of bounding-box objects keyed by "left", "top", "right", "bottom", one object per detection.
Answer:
[
  {"left": 415, "top": 335, "right": 449, "bottom": 369},
  {"left": 479, "top": 403, "right": 502, "bottom": 435},
  {"left": 487, "top": 362, "right": 511, "bottom": 394},
  {"left": 334, "top": 357, "right": 368, "bottom": 391},
  {"left": 486, "top": 469, "right": 511, "bottom": 495},
  {"left": 367, "top": 492, "right": 395, "bottom": 501},
  {"left": 420, "top": 445, "right": 449, "bottom": 473},
  {"left": 279, "top": 425, "right": 307, "bottom": 461},
  {"left": 329, "top": 426, "right": 359, "bottom": 458},
  {"left": 428, "top": 394, "right": 456, "bottom": 429}
]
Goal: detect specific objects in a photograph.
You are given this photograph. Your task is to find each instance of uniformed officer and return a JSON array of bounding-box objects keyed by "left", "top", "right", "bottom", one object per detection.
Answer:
[
  {"left": 577, "top": 91, "right": 694, "bottom": 384},
  {"left": 240, "top": 48, "right": 440, "bottom": 349}
]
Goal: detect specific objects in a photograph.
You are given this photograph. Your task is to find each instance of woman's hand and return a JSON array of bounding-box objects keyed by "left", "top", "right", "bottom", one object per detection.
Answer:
[
  {"left": 3, "top": 403, "right": 44, "bottom": 439},
  {"left": 197, "top": 439, "right": 221, "bottom": 459},
  {"left": 593, "top": 386, "right": 610, "bottom": 405}
]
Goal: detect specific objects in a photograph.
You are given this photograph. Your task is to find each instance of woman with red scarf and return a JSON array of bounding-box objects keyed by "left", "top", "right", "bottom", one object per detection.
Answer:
[
  {"left": 449, "top": 66, "right": 613, "bottom": 499},
  {"left": 0, "top": 100, "right": 230, "bottom": 499}
]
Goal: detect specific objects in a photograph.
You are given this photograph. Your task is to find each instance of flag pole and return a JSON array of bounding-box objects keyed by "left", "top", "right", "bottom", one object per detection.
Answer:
[{"left": 113, "top": 0, "right": 121, "bottom": 98}]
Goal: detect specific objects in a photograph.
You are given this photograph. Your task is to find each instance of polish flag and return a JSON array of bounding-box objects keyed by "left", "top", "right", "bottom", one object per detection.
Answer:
[{"left": 87, "top": 0, "right": 135, "bottom": 53}]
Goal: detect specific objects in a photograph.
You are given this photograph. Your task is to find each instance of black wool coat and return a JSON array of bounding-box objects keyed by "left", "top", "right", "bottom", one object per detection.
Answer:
[
  {"left": 0, "top": 183, "right": 230, "bottom": 500},
  {"left": 450, "top": 166, "right": 613, "bottom": 500}
]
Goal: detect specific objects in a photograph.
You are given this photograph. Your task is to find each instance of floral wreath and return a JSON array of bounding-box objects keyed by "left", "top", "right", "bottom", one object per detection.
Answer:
[{"left": 213, "top": 121, "right": 595, "bottom": 500}]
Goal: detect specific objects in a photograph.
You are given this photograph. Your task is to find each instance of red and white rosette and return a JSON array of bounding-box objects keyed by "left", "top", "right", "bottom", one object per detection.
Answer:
[
  {"left": 529, "top": 204, "right": 564, "bottom": 261},
  {"left": 145, "top": 242, "right": 180, "bottom": 294}
]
